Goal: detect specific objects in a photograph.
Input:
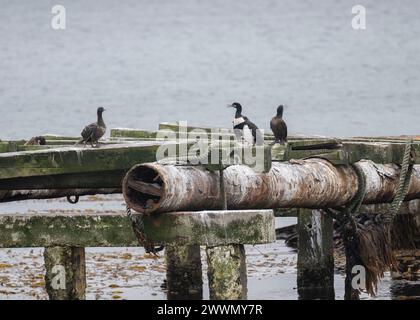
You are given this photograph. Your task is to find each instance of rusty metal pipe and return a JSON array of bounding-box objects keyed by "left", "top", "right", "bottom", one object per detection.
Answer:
[{"left": 122, "top": 159, "right": 420, "bottom": 214}]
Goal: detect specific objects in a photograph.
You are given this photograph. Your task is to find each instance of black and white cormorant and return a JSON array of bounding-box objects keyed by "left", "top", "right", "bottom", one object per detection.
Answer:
[
  {"left": 77, "top": 107, "right": 106, "bottom": 147},
  {"left": 227, "top": 102, "right": 262, "bottom": 145},
  {"left": 270, "top": 105, "right": 287, "bottom": 145}
]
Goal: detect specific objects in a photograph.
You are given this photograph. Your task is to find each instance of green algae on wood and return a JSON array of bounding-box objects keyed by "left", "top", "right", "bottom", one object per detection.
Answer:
[
  {"left": 284, "top": 140, "right": 420, "bottom": 164},
  {"left": 0, "top": 142, "right": 162, "bottom": 180},
  {"left": 141, "top": 210, "right": 275, "bottom": 246},
  {"left": 110, "top": 128, "right": 159, "bottom": 139},
  {"left": 0, "top": 213, "right": 138, "bottom": 248}
]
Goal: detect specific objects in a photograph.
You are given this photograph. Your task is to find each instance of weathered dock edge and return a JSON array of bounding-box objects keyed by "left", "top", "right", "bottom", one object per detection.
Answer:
[
  {"left": 0, "top": 212, "right": 138, "bottom": 248},
  {"left": 0, "top": 210, "right": 275, "bottom": 248},
  {"left": 0, "top": 210, "right": 275, "bottom": 301}
]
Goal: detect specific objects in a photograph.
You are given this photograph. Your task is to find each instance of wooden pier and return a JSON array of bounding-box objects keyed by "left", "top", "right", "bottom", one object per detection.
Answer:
[
  {"left": 0, "top": 210, "right": 274, "bottom": 300},
  {"left": 0, "top": 122, "right": 419, "bottom": 300}
]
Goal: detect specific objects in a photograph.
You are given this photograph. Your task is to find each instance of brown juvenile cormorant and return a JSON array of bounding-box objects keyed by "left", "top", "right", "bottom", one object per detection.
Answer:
[
  {"left": 270, "top": 105, "right": 287, "bottom": 145},
  {"left": 77, "top": 107, "right": 106, "bottom": 147},
  {"left": 227, "top": 102, "right": 263, "bottom": 145}
]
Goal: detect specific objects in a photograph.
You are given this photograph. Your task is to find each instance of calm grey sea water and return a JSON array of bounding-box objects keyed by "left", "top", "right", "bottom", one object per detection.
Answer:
[{"left": 0, "top": 0, "right": 420, "bottom": 140}]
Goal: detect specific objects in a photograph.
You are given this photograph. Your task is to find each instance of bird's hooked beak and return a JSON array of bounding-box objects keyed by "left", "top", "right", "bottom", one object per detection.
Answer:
[{"left": 227, "top": 104, "right": 234, "bottom": 108}]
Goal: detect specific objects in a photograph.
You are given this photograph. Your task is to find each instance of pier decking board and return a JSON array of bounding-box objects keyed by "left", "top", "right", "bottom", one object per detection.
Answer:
[
  {"left": 0, "top": 142, "right": 162, "bottom": 179},
  {"left": 0, "top": 212, "right": 138, "bottom": 248},
  {"left": 0, "top": 210, "right": 275, "bottom": 248}
]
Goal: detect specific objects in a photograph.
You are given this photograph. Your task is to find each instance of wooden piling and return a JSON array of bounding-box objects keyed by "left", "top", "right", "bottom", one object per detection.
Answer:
[
  {"left": 165, "top": 245, "right": 203, "bottom": 300},
  {"left": 206, "top": 244, "right": 247, "bottom": 300},
  {"left": 43, "top": 246, "right": 86, "bottom": 300},
  {"left": 297, "top": 209, "right": 335, "bottom": 300}
]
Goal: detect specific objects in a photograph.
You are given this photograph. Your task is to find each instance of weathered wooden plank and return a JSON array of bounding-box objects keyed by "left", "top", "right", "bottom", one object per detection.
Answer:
[
  {"left": 0, "top": 212, "right": 138, "bottom": 248},
  {"left": 0, "top": 141, "right": 25, "bottom": 153},
  {"left": 0, "top": 210, "right": 275, "bottom": 248},
  {"left": 127, "top": 179, "right": 162, "bottom": 197},
  {"left": 270, "top": 144, "right": 286, "bottom": 161},
  {"left": 113, "top": 127, "right": 238, "bottom": 143},
  {"left": 41, "top": 134, "right": 80, "bottom": 141},
  {"left": 159, "top": 122, "right": 276, "bottom": 142},
  {"left": 0, "top": 142, "right": 162, "bottom": 179},
  {"left": 285, "top": 140, "right": 420, "bottom": 164},
  {"left": 351, "top": 135, "right": 420, "bottom": 142},
  {"left": 141, "top": 210, "right": 275, "bottom": 246},
  {"left": 110, "top": 128, "right": 159, "bottom": 139},
  {"left": 158, "top": 122, "right": 345, "bottom": 142},
  {"left": 159, "top": 122, "right": 233, "bottom": 134}
]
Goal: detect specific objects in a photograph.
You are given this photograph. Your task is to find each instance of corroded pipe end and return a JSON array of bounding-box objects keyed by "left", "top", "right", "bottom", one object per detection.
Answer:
[{"left": 122, "top": 163, "right": 167, "bottom": 214}]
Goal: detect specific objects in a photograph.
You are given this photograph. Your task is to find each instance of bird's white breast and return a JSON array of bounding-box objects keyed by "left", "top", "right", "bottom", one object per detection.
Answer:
[
  {"left": 233, "top": 117, "right": 246, "bottom": 126},
  {"left": 242, "top": 125, "right": 254, "bottom": 145}
]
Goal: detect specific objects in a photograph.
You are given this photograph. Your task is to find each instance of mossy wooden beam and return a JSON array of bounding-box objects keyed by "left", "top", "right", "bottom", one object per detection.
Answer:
[
  {"left": 41, "top": 134, "right": 80, "bottom": 141},
  {"left": 159, "top": 122, "right": 232, "bottom": 134},
  {"left": 112, "top": 127, "right": 238, "bottom": 142},
  {"left": 0, "top": 141, "right": 25, "bottom": 153},
  {"left": 0, "top": 210, "right": 275, "bottom": 248},
  {"left": 158, "top": 122, "right": 338, "bottom": 142},
  {"left": 110, "top": 128, "right": 159, "bottom": 139},
  {"left": 270, "top": 144, "right": 286, "bottom": 161},
  {"left": 285, "top": 140, "right": 420, "bottom": 164},
  {"left": 351, "top": 135, "right": 420, "bottom": 142},
  {"left": 0, "top": 212, "right": 138, "bottom": 248},
  {"left": 159, "top": 122, "right": 275, "bottom": 141},
  {"left": 0, "top": 142, "right": 162, "bottom": 180},
  {"left": 0, "top": 140, "right": 271, "bottom": 200},
  {"left": 141, "top": 210, "right": 275, "bottom": 247}
]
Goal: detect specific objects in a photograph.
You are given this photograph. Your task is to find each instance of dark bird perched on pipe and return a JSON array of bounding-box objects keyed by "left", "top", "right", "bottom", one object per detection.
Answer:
[
  {"left": 270, "top": 105, "right": 287, "bottom": 145},
  {"left": 227, "top": 102, "right": 263, "bottom": 145},
  {"left": 76, "top": 107, "right": 106, "bottom": 147},
  {"left": 24, "top": 136, "right": 46, "bottom": 146}
]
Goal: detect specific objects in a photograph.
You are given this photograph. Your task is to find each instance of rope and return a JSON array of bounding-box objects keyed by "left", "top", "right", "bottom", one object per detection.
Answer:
[
  {"left": 324, "top": 162, "right": 366, "bottom": 225},
  {"left": 389, "top": 139, "right": 415, "bottom": 217},
  {"left": 126, "top": 206, "right": 164, "bottom": 255},
  {"left": 323, "top": 140, "right": 415, "bottom": 299},
  {"left": 348, "top": 163, "right": 367, "bottom": 216}
]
